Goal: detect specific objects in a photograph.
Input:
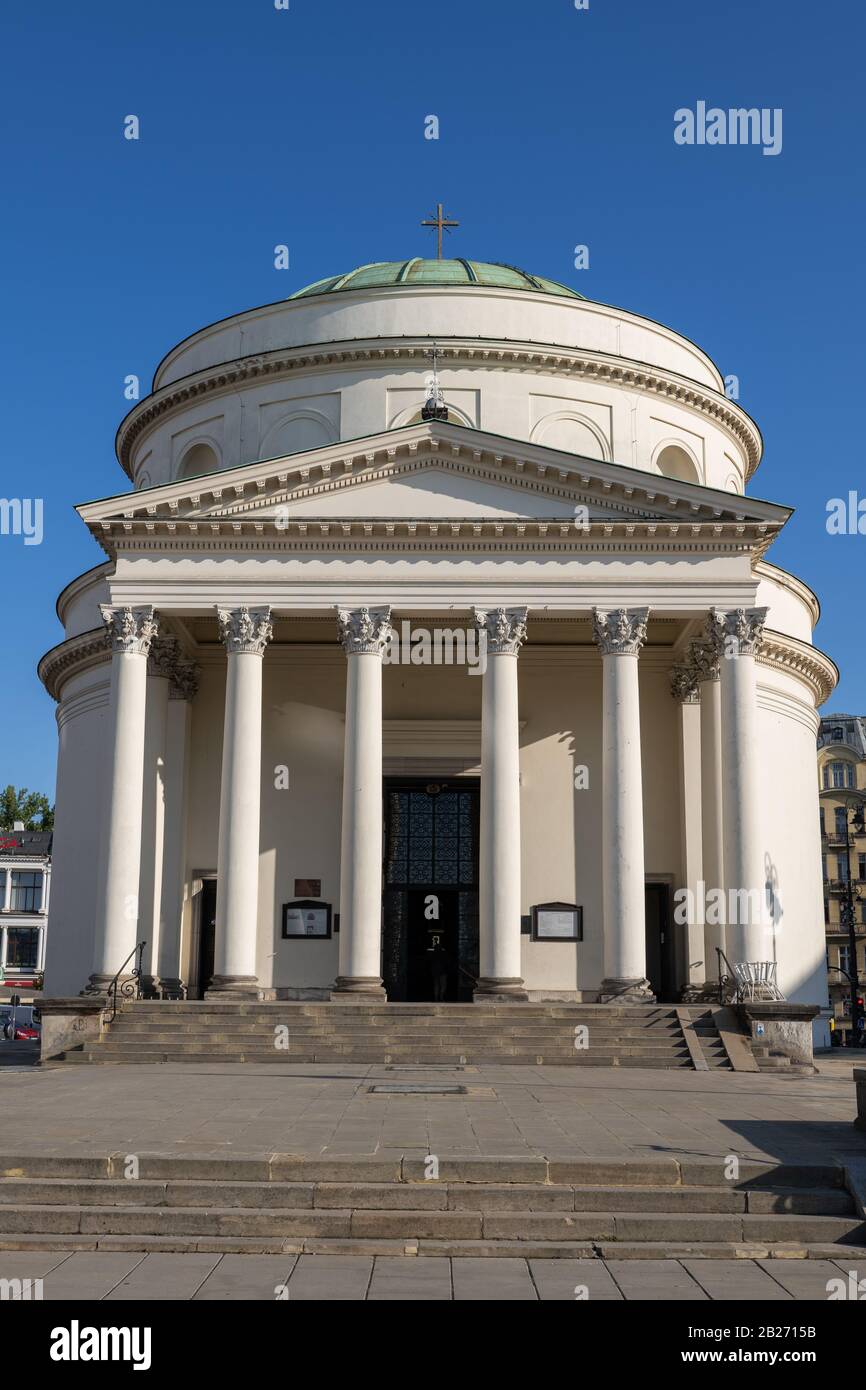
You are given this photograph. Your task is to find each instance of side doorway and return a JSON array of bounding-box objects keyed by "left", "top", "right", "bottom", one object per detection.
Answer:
[
  {"left": 644, "top": 880, "right": 677, "bottom": 1002},
  {"left": 190, "top": 876, "right": 217, "bottom": 998}
]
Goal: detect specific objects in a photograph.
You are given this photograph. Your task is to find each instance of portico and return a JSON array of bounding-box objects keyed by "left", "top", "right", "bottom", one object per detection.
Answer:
[{"left": 75, "top": 569, "right": 794, "bottom": 1006}]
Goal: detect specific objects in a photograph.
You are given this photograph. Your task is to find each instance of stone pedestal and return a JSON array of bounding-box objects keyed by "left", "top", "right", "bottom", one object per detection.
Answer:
[
  {"left": 738, "top": 1001, "right": 821, "bottom": 1070},
  {"left": 39, "top": 996, "right": 107, "bottom": 1062}
]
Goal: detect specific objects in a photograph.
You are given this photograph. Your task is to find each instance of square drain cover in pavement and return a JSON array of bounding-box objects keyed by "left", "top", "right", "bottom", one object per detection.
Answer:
[
  {"left": 368, "top": 1083, "right": 468, "bottom": 1095},
  {"left": 384, "top": 1064, "right": 470, "bottom": 1072}
]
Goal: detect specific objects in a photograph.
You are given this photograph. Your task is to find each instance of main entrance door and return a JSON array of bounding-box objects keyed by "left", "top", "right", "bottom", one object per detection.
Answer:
[{"left": 382, "top": 780, "right": 480, "bottom": 1002}]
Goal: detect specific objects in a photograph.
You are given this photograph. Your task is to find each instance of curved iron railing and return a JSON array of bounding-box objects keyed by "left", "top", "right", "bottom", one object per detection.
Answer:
[
  {"left": 715, "top": 946, "right": 739, "bottom": 1004},
  {"left": 105, "top": 941, "right": 146, "bottom": 1023}
]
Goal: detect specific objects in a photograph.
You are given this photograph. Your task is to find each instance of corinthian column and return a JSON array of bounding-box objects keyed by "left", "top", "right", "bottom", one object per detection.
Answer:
[
  {"left": 158, "top": 658, "right": 198, "bottom": 996},
  {"left": 209, "top": 606, "right": 272, "bottom": 997},
  {"left": 709, "top": 607, "right": 769, "bottom": 963},
  {"left": 690, "top": 637, "right": 726, "bottom": 973},
  {"left": 473, "top": 606, "right": 528, "bottom": 1000},
  {"left": 592, "top": 607, "right": 654, "bottom": 1002},
  {"left": 90, "top": 605, "right": 158, "bottom": 989},
  {"left": 333, "top": 606, "right": 393, "bottom": 998},
  {"left": 670, "top": 664, "right": 704, "bottom": 994}
]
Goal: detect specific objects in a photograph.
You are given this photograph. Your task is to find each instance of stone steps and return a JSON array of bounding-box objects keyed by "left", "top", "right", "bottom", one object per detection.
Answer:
[
  {"left": 0, "top": 1204, "right": 861, "bottom": 1244},
  {"left": 0, "top": 1153, "right": 859, "bottom": 1256},
  {"left": 0, "top": 1178, "right": 852, "bottom": 1216},
  {"left": 62, "top": 1050, "right": 696, "bottom": 1067},
  {"left": 61, "top": 1000, "right": 712, "bottom": 1069}
]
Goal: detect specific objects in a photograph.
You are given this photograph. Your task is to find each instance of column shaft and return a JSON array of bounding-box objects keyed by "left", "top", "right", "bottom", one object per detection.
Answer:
[
  {"left": 158, "top": 674, "right": 196, "bottom": 994},
  {"left": 593, "top": 608, "right": 654, "bottom": 1002},
  {"left": 711, "top": 608, "right": 768, "bottom": 963},
  {"left": 91, "top": 606, "right": 158, "bottom": 988},
  {"left": 670, "top": 666, "right": 704, "bottom": 994},
  {"left": 474, "top": 607, "right": 527, "bottom": 1000},
  {"left": 334, "top": 607, "right": 391, "bottom": 997},
  {"left": 210, "top": 606, "right": 272, "bottom": 996}
]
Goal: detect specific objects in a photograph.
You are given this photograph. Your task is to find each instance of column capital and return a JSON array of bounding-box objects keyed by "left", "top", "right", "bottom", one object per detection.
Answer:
[
  {"left": 100, "top": 605, "right": 159, "bottom": 656},
  {"left": 472, "top": 606, "right": 528, "bottom": 655},
  {"left": 147, "top": 634, "right": 179, "bottom": 680},
  {"left": 592, "top": 607, "right": 649, "bottom": 656},
  {"left": 670, "top": 665, "right": 700, "bottom": 704},
  {"left": 709, "top": 606, "right": 768, "bottom": 659},
  {"left": 147, "top": 634, "right": 199, "bottom": 699},
  {"left": 216, "top": 605, "right": 273, "bottom": 656},
  {"left": 336, "top": 605, "right": 393, "bottom": 655},
  {"left": 169, "top": 659, "right": 200, "bottom": 702},
  {"left": 689, "top": 637, "right": 721, "bottom": 683}
]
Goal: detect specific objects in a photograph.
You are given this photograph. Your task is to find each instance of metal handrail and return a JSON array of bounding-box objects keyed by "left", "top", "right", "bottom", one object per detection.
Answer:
[
  {"left": 715, "top": 946, "right": 739, "bottom": 1004},
  {"left": 105, "top": 941, "right": 146, "bottom": 1024}
]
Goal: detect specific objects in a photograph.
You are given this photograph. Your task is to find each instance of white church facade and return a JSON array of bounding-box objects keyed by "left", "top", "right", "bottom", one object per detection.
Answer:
[{"left": 39, "top": 257, "right": 836, "bottom": 1019}]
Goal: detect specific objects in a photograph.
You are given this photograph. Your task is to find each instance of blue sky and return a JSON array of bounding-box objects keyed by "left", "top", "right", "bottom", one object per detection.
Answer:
[{"left": 1, "top": 0, "right": 864, "bottom": 796}]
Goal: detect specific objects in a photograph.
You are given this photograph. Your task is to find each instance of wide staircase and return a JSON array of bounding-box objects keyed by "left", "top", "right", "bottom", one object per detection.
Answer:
[
  {"left": 59, "top": 1001, "right": 730, "bottom": 1069},
  {"left": 0, "top": 1153, "right": 861, "bottom": 1258}
]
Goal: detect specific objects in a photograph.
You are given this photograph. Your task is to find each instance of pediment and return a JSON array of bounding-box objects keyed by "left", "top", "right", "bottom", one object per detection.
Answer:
[{"left": 78, "top": 419, "right": 791, "bottom": 554}]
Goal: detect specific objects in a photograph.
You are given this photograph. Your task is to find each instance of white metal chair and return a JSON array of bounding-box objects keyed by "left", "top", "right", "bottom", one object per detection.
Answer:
[{"left": 732, "top": 961, "right": 785, "bottom": 1002}]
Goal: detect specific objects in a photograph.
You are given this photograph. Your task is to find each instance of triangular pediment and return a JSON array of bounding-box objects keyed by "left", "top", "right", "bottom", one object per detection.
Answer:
[{"left": 78, "top": 419, "right": 790, "bottom": 554}]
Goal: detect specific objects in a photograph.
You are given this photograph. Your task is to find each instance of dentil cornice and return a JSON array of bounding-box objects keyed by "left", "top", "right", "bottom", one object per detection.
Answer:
[{"left": 115, "top": 336, "right": 763, "bottom": 481}]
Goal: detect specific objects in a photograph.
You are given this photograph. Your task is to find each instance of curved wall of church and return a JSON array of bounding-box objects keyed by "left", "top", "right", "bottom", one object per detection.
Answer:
[
  {"left": 153, "top": 289, "right": 724, "bottom": 392},
  {"left": 121, "top": 287, "right": 758, "bottom": 497},
  {"left": 43, "top": 666, "right": 109, "bottom": 995}
]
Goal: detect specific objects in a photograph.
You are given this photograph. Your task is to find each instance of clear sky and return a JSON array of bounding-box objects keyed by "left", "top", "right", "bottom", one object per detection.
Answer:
[{"left": 1, "top": 0, "right": 863, "bottom": 798}]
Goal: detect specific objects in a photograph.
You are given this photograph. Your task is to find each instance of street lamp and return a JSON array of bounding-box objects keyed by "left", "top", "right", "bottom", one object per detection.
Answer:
[{"left": 840, "top": 798, "right": 865, "bottom": 1045}]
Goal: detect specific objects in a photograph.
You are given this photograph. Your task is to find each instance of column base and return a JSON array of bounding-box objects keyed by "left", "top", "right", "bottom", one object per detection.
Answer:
[
  {"left": 204, "top": 974, "right": 260, "bottom": 999},
  {"left": 679, "top": 980, "right": 721, "bottom": 1004},
  {"left": 473, "top": 977, "right": 529, "bottom": 1002},
  {"left": 138, "top": 975, "right": 162, "bottom": 1000},
  {"left": 598, "top": 977, "right": 656, "bottom": 1004},
  {"left": 330, "top": 976, "right": 387, "bottom": 1000},
  {"left": 156, "top": 977, "right": 187, "bottom": 1000}
]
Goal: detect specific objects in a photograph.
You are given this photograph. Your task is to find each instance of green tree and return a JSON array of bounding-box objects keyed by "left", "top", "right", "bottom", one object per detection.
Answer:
[{"left": 0, "top": 786, "right": 54, "bottom": 831}]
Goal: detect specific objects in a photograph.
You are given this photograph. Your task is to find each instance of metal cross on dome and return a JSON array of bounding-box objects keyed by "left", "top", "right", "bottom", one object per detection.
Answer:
[{"left": 421, "top": 203, "right": 459, "bottom": 259}]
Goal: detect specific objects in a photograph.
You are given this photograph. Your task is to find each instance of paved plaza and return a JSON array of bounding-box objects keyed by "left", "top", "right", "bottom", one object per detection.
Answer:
[
  {"left": 1, "top": 1057, "right": 863, "bottom": 1299},
  {"left": 0, "top": 1056, "right": 863, "bottom": 1165},
  {"left": 1, "top": 1249, "right": 865, "bottom": 1301}
]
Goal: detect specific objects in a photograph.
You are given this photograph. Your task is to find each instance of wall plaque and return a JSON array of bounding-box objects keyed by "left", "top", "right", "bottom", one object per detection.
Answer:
[
  {"left": 282, "top": 899, "right": 332, "bottom": 939},
  {"left": 294, "top": 878, "right": 321, "bottom": 897},
  {"left": 531, "top": 902, "right": 582, "bottom": 942}
]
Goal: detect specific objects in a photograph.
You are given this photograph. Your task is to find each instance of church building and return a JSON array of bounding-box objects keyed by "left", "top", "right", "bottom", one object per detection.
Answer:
[{"left": 39, "top": 252, "right": 836, "bottom": 1024}]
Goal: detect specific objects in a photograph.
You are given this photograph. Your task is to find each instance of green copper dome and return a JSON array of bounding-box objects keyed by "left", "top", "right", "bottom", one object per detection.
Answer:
[{"left": 288, "top": 259, "right": 585, "bottom": 301}]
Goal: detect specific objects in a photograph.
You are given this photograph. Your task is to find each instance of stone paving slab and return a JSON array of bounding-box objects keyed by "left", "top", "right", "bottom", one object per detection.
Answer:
[
  {"left": 1, "top": 1251, "right": 854, "bottom": 1299},
  {"left": 39, "top": 1251, "right": 147, "bottom": 1301},
  {"left": 2, "top": 1060, "right": 864, "bottom": 1165},
  {"left": 602, "top": 1259, "right": 708, "bottom": 1300},
  {"left": 103, "top": 1252, "right": 220, "bottom": 1300},
  {"left": 367, "top": 1255, "right": 452, "bottom": 1300}
]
